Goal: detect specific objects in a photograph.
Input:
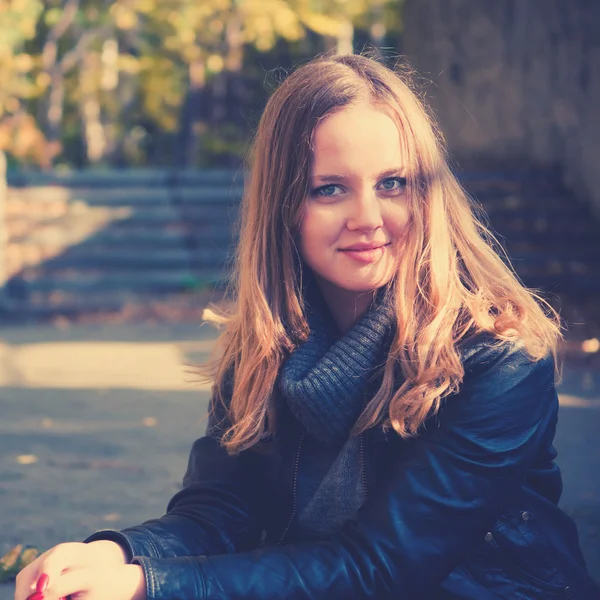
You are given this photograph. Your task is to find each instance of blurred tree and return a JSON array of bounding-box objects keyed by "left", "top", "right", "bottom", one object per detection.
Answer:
[
  {"left": 0, "top": 0, "right": 59, "bottom": 166},
  {"left": 139, "top": 0, "right": 307, "bottom": 166},
  {"left": 1, "top": 0, "right": 403, "bottom": 169},
  {"left": 36, "top": 0, "right": 113, "bottom": 149}
]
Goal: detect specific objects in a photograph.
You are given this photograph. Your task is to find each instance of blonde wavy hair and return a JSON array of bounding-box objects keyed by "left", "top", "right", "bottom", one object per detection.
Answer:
[{"left": 200, "top": 52, "right": 562, "bottom": 454}]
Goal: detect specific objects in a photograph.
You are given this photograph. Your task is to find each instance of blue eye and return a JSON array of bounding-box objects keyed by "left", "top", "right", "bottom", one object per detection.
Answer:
[
  {"left": 379, "top": 177, "right": 407, "bottom": 191},
  {"left": 312, "top": 184, "right": 342, "bottom": 197},
  {"left": 310, "top": 177, "right": 406, "bottom": 198}
]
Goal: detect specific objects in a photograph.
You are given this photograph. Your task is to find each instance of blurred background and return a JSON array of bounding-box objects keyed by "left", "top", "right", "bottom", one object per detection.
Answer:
[
  {"left": 0, "top": 0, "right": 402, "bottom": 170},
  {"left": 0, "top": 0, "right": 599, "bottom": 594}
]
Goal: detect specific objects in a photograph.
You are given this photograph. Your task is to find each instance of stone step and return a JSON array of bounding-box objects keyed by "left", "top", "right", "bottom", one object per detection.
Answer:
[
  {"left": 517, "top": 273, "right": 600, "bottom": 294},
  {"left": 490, "top": 212, "right": 600, "bottom": 234},
  {"left": 96, "top": 228, "right": 234, "bottom": 247},
  {"left": 10, "top": 184, "right": 578, "bottom": 213},
  {"left": 458, "top": 171, "right": 563, "bottom": 191},
  {"left": 105, "top": 205, "right": 237, "bottom": 224},
  {"left": 508, "top": 243, "right": 600, "bottom": 260},
  {"left": 5, "top": 210, "right": 239, "bottom": 246},
  {"left": 479, "top": 202, "right": 591, "bottom": 220},
  {"left": 10, "top": 249, "right": 597, "bottom": 282},
  {"left": 0, "top": 288, "right": 219, "bottom": 320},
  {"left": 6, "top": 168, "right": 243, "bottom": 187},
  {"left": 3, "top": 167, "right": 598, "bottom": 320},
  {"left": 496, "top": 229, "right": 599, "bottom": 245},
  {"left": 23, "top": 245, "right": 598, "bottom": 274},
  {"left": 35, "top": 247, "right": 232, "bottom": 270},
  {"left": 512, "top": 260, "right": 600, "bottom": 278},
  {"left": 8, "top": 257, "right": 597, "bottom": 292},
  {"left": 510, "top": 255, "right": 600, "bottom": 270},
  {"left": 11, "top": 228, "right": 235, "bottom": 251},
  {"left": 7, "top": 185, "right": 244, "bottom": 207},
  {"left": 9, "top": 165, "right": 552, "bottom": 190},
  {"left": 8, "top": 268, "right": 226, "bottom": 296},
  {"left": 473, "top": 192, "right": 578, "bottom": 210}
]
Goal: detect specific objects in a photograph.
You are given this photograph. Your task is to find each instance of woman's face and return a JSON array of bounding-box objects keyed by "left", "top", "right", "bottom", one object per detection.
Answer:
[{"left": 299, "top": 102, "right": 410, "bottom": 314}]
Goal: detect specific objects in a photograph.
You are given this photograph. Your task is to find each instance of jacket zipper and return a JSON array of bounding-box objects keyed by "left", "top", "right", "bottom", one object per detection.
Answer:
[
  {"left": 276, "top": 431, "right": 305, "bottom": 546},
  {"left": 360, "top": 432, "right": 368, "bottom": 504}
]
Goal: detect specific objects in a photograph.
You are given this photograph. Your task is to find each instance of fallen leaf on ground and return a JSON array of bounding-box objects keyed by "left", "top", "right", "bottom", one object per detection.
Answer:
[
  {"left": 0, "top": 544, "right": 41, "bottom": 583},
  {"left": 16, "top": 455, "right": 38, "bottom": 465},
  {"left": 103, "top": 513, "right": 121, "bottom": 522}
]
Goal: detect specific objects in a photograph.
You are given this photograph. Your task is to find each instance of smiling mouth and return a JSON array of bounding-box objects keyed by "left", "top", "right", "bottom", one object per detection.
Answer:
[
  {"left": 340, "top": 243, "right": 391, "bottom": 252},
  {"left": 338, "top": 243, "right": 390, "bottom": 264}
]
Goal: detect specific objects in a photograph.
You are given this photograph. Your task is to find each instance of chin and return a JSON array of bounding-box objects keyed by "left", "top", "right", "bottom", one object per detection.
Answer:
[{"left": 336, "top": 280, "right": 390, "bottom": 293}]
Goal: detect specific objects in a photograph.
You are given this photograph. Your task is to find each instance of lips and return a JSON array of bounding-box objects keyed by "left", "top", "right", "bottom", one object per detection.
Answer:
[
  {"left": 340, "top": 242, "right": 389, "bottom": 251},
  {"left": 338, "top": 243, "right": 390, "bottom": 264}
]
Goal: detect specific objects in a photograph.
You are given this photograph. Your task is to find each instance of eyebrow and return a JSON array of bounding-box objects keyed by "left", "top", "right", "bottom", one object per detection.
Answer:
[{"left": 311, "top": 168, "right": 406, "bottom": 183}]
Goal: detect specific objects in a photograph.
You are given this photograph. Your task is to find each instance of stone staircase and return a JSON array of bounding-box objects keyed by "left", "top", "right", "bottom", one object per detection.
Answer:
[
  {"left": 1, "top": 170, "right": 243, "bottom": 319},
  {"left": 461, "top": 170, "right": 600, "bottom": 295},
  {"left": 1, "top": 168, "right": 599, "bottom": 330}
]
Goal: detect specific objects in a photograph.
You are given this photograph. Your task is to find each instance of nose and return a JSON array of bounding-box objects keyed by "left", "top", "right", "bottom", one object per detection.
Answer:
[{"left": 346, "top": 189, "right": 384, "bottom": 231}]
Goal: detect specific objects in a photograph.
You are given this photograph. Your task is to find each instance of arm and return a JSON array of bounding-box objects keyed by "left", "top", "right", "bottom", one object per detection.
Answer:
[
  {"left": 130, "top": 341, "right": 558, "bottom": 599},
  {"left": 83, "top": 383, "right": 264, "bottom": 562}
]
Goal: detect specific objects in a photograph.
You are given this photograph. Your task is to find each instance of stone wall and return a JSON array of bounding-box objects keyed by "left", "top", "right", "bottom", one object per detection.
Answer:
[{"left": 403, "top": 0, "right": 600, "bottom": 216}]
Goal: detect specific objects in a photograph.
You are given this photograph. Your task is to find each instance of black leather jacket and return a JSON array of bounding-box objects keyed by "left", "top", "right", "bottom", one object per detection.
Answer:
[{"left": 85, "top": 338, "right": 600, "bottom": 599}]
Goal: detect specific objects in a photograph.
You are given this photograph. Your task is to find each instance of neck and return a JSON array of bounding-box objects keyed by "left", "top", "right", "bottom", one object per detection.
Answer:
[{"left": 313, "top": 278, "right": 378, "bottom": 335}]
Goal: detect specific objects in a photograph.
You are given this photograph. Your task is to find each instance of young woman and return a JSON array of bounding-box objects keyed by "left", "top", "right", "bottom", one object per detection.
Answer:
[{"left": 15, "top": 53, "right": 600, "bottom": 600}]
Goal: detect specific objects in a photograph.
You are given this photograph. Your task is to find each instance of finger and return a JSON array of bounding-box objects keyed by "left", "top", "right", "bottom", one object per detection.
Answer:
[
  {"left": 14, "top": 566, "right": 38, "bottom": 600},
  {"left": 33, "top": 544, "right": 86, "bottom": 598},
  {"left": 43, "top": 568, "right": 90, "bottom": 600},
  {"left": 36, "top": 573, "right": 50, "bottom": 593},
  {"left": 14, "top": 550, "right": 52, "bottom": 600}
]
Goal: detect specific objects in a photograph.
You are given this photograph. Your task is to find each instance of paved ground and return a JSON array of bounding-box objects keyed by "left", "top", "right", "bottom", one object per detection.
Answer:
[{"left": 0, "top": 322, "right": 599, "bottom": 599}]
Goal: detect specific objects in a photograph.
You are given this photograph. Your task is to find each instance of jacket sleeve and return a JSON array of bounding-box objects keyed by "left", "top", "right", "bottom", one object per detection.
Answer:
[
  {"left": 83, "top": 380, "right": 264, "bottom": 562},
  {"left": 130, "top": 341, "right": 560, "bottom": 599}
]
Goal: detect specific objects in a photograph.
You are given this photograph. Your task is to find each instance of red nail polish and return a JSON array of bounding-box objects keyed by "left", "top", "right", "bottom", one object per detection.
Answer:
[
  {"left": 37, "top": 573, "right": 50, "bottom": 593},
  {"left": 26, "top": 592, "right": 44, "bottom": 600}
]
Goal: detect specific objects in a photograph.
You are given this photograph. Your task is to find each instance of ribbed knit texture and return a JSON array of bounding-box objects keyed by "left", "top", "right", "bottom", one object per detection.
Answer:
[{"left": 280, "top": 280, "right": 396, "bottom": 447}]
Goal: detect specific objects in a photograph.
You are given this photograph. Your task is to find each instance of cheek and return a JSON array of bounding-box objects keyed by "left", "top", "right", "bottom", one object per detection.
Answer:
[
  {"left": 298, "top": 211, "right": 319, "bottom": 265},
  {"left": 299, "top": 206, "right": 341, "bottom": 247},
  {"left": 386, "top": 203, "right": 411, "bottom": 238}
]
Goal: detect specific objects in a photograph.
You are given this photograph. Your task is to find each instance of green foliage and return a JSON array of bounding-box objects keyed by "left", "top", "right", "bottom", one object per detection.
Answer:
[
  {"left": 0, "top": 0, "right": 402, "bottom": 168},
  {"left": 0, "top": 0, "right": 43, "bottom": 110}
]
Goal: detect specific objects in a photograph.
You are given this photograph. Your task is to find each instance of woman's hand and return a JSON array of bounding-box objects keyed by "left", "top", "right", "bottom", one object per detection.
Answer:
[
  {"left": 40, "top": 563, "right": 146, "bottom": 600},
  {"left": 13, "top": 540, "right": 142, "bottom": 600}
]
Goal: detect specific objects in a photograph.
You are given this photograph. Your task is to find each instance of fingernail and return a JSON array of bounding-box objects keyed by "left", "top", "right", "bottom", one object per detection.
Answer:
[
  {"left": 26, "top": 592, "right": 44, "bottom": 600},
  {"left": 37, "top": 573, "right": 50, "bottom": 593}
]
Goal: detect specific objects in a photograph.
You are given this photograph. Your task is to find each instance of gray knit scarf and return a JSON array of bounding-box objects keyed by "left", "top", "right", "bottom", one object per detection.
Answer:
[
  {"left": 277, "top": 279, "right": 396, "bottom": 539},
  {"left": 280, "top": 280, "right": 396, "bottom": 447}
]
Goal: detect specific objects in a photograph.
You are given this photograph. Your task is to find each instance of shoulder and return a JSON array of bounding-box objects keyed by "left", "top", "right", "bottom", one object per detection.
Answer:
[
  {"left": 455, "top": 331, "right": 556, "bottom": 404},
  {"left": 459, "top": 331, "right": 554, "bottom": 374}
]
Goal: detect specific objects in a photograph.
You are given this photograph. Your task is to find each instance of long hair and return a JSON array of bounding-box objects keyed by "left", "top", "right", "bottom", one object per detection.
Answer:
[{"left": 200, "top": 52, "right": 562, "bottom": 454}]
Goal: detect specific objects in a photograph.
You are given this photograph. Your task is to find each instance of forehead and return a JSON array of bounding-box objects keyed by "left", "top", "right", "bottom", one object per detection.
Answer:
[{"left": 310, "top": 104, "right": 404, "bottom": 176}]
